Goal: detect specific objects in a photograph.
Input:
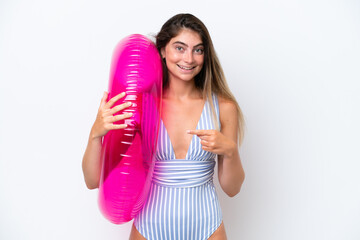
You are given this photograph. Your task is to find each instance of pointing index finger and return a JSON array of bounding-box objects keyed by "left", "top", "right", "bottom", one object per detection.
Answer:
[{"left": 187, "top": 129, "right": 211, "bottom": 136}]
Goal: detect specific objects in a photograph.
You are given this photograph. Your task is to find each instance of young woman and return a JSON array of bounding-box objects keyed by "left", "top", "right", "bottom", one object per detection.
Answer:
[{"left": 82, "top": 13, "right": 245, "bottom": 240}]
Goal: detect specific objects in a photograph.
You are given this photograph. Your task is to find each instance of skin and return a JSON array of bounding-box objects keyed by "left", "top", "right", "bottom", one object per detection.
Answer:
[{"left": 83, "top": 28, "right": 244, "bottom": 239}]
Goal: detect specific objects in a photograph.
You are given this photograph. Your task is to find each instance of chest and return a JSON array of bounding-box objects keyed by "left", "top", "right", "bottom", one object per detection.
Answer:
[{"left": 161, "top": 99, "right": 205, "bottom": 159}]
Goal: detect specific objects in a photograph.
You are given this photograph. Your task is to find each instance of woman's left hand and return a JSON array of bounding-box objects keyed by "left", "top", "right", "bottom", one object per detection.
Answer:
[{"left": 187, "top": 129, "right": 236, "bottom": 157}]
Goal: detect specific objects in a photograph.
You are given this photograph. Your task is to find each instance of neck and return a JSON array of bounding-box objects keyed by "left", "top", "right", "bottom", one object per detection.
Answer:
[{"left": 164, "top": 78, "right": 202, "bottom": 100}]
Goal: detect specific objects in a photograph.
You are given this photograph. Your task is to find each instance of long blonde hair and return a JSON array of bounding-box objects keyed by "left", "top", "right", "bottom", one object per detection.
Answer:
[{"left": 156, "top": 13, "right": 245, "bottom": 145}]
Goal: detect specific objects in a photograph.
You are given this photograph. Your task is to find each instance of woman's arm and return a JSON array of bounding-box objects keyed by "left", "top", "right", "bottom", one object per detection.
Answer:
[
  {"left": 187, "top": 98, "right": 245, "bottom": 197},
  {"left": 82, "top": 131, "right": 104, "bottom": 190},
  {"left": 217, "top": 98, "right": 245, "bottom": 197},
  {"left": 82, "top": 92, "right": 132, "bottom": 189}
]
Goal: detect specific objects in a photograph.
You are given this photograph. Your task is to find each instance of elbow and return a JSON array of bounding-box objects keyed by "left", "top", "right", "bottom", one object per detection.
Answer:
[
  {"left": 225, "top": 173, "right": 245, "bottom": 198},
  {"left": 82, "top": 161, "right": 100, "bottom": 190},
  {"left": 85, "top": 180, "right": 99, "bottom": 190},
  {"left": 226, "top": 190, "right": 238, "bottom": 198},
  {"left": 83, "top": 170, "right": 100, "bottom": 190},
  {"left": 225, "top": 185, "right": 241, "bottom": 198}
]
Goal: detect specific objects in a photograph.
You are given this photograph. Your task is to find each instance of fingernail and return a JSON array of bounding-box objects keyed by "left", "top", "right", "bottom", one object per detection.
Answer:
[
  {"left": 186, "top": 130, "right": 190, "bottom": 133},
  {"left": 128, "top": 102, "right": 132, "bottom": 106}
]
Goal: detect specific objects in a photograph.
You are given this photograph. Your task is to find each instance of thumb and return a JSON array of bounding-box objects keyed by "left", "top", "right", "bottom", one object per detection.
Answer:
[{"left": 99, "top": 91, "right": 108, "bottom": 108}]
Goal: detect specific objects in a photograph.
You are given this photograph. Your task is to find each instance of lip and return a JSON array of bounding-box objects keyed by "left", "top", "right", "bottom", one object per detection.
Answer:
[{"left": 177, "top": 64, "right": 196, "bottom": 71}]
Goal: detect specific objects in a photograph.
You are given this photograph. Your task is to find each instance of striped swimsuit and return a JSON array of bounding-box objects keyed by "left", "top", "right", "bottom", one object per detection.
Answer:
[{"left": 134, "top": 94, "right": 222, "bottom": 240}]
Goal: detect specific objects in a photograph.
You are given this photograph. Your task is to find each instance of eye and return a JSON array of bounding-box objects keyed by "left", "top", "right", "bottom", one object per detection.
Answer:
[
  {"left": 175, "top": 46, "right": 184, "bottom": 52},
  {"left": 194, "top": 48, "right": 204, "bottom": 54}
]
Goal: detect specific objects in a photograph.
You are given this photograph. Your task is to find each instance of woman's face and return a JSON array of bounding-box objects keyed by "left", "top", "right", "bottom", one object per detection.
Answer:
[{"left": 161, "top": 28, "right": 205, "bottom": 84}]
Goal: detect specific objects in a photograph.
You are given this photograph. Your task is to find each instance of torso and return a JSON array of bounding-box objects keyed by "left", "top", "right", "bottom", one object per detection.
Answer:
[
  {"left": 133, "top": 93, "right": 224, "bottom": 239},
  {"left": 161, "top": 96, "right": 205, "bottom": 159}
]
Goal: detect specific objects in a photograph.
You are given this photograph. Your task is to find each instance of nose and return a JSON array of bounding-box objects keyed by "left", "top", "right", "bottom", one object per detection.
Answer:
[{"left": 183, "top": 50, "right": 194, "bottom": 64}]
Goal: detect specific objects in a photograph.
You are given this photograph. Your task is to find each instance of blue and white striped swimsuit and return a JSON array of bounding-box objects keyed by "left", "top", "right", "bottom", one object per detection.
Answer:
[{"left": 134, "top": 94, "right": 222, "bottom": 240}]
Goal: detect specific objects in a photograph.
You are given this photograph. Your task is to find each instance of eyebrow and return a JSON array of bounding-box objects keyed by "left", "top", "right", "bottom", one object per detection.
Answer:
[{"left": 173, "top": 41, "right": 204, "bottom": 48}]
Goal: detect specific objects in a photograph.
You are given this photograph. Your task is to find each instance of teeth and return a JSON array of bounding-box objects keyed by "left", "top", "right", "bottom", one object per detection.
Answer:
[{"left": 178, "top": 65, "right": 194, "bottom": 70}]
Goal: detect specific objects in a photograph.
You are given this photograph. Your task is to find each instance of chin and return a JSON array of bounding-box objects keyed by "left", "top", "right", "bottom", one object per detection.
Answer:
[{"left": 172, "top": 74, "right": 197, "bottom": 82}]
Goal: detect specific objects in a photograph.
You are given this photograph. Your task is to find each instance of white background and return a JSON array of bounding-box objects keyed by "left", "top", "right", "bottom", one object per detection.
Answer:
[{"left": 1, "top": 0, "right": 359, "bottom": 239}]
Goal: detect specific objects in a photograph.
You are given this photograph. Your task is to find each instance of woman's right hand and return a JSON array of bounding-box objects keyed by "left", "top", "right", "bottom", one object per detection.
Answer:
[{"left": 90, "top": 91, "right": 133, "bottom": 139}]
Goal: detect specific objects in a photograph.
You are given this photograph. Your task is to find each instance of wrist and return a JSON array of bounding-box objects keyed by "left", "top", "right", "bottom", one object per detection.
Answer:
[{"left": 89, "top": 128, "right": 102, "bottom": 142}]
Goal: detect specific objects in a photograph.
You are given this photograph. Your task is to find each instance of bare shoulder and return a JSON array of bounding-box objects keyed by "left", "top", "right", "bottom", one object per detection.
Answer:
[{"left": 218, "top": 95, "right": 238, "bottom": 126}]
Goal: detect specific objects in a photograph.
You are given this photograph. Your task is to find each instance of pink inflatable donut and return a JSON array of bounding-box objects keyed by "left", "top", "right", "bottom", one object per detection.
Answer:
[{"left": 98, "top": 34, "right": 163, "bottom": 224}]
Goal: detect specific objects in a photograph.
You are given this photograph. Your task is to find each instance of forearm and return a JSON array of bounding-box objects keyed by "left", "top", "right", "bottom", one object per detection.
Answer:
[
  {"left": 219, "top": 148, "right": 245, "bottom": 197},
  {"left": 82, "top": 91, "right": 132, "bottom": 189},
  {"left": 82, "top": 129, "right": 103, "bottom": 189}
]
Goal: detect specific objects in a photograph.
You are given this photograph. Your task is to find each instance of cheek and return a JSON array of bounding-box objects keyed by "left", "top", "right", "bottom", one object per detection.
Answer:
[
  {"left": 167, "top": 51, "right": 181, "bottom": 62},
  {"left": 165, "top": 56, "right": 179, "bottom": 70},
  {"left": 196, "top": 55, "right": 205, "bottom": 65}
]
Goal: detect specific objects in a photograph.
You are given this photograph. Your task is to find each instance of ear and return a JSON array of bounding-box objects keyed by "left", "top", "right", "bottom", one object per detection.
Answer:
[{"left": 160, "top": 48, "right": 165, "bottom": 59}]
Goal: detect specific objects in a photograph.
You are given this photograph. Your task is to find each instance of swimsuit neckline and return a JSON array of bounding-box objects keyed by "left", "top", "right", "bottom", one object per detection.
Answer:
[{"left": 160, "top": 99, "right": 207, "bottom": 160}]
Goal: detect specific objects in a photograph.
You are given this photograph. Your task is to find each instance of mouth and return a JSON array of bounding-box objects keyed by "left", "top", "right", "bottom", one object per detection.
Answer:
[{"left": 177, "top": 64, "right": 196, "bottom": 70}]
